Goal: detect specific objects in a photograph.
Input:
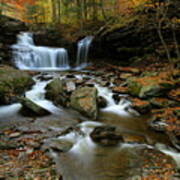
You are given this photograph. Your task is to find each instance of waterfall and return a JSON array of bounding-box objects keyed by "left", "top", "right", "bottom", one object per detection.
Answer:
[
  {"left": 12, "top": 32, "right": 70, "bottom": 71},
  {"left": 76, "top": 36, "right": 93, "bottom": 69}
]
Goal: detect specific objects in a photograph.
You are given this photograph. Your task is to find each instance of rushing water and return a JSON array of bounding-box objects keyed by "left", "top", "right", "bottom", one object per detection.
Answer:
[
  {"left": 25, "top": 74, "right": 62, "bottom": 115},
  {"left": 12, "top": 32, "right": 70, "bottom": 70},
  {"left": 76, "top": 36, "right": 93, "bottom": 69}
]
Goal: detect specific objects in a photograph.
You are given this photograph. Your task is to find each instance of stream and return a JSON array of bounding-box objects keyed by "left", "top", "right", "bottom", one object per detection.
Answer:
[{"left": 0, "top": 32, "right": 179, "bottom": 179}]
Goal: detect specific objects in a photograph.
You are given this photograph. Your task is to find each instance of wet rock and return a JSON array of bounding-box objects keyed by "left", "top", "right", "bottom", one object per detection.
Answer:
[
  {"left": 112, "top": 86, "right": 128, "bottom": 94},
  {"left": 97, "top": 96, "right": 107, "bottom": 108},
  {"left": 148, "top": 117, "right": 167, "bottom": 132},
  {"left": 66, "top": 74, "right": 75, "bottom": 79},
  {"left": 127, "top": 74, "right": 175, "bottom": 98},
  {"left": 48, "top": 139, "right": 73, "bottom": 152},
  {"left": 90, "top": 126, "right": 124, "bottom": 146},
  {"left": 18, "top": 97, "right": 51, "bottom": 116},
  {"left": 70, "top": 86, "right": 98, "bottom": 119},
  {"left": 130, "top": 98, "right": 152, "bottom": 114},
  {"left": 0, "top": 66, "right": 34, "bottom": 105},
  {"left": 45, "top": 78, "right": 68, "bottom": 106},
  {"left": 112, "top": 94, "right": 121, "bottom": 104}
]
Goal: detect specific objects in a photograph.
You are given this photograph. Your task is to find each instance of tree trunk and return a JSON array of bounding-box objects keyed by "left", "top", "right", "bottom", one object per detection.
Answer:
[
  {"left": 157, "top": 27, "right": 171, "bottom": 61},
  {"left": 92, "top": 0, "right": 98, "bottom": 21},
  {"left": 100, "top": 0, "right": 107, "bottom": 20},
  {"left": 51, "top": 0, "right": 57, "bottom": 23},
  {"left": 171, "top": 25, "right": 180, "bottom": 59},
  {"left": 57, "top": 0, "right": 61, "bottom": 23}
]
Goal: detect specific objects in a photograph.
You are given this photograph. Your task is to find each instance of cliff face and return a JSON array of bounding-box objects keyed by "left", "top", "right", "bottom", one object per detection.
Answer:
[
  {"left": 91, "top": 20, "right": 180, "bottom": 65},
  {"left": 0, "top": 15, "right": 27, "bottom": 64}
]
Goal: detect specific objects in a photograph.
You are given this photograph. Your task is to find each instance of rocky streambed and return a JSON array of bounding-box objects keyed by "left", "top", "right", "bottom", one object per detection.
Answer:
[{"left": 0, "top": 63, "right": 180, "bottom": 179}]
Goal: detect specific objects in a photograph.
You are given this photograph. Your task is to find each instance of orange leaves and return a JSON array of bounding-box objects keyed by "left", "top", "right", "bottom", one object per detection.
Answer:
[{"left": 3, "top": 0, "right": 36, "bottom": 22}]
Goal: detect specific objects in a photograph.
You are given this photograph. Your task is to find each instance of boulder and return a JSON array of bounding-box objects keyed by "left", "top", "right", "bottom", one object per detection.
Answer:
[
  {"left": 70, "top": 87, "right": 98, "bottom": 119},
  {"left": 127, "top": 75, "right": 174, "bottom": 98},
  {"left": 45, "top": 78, "right": 67, "bottom": 106},
  {"left": 0, "top": 66, "right": 34, "bottom": 105},
  {"left": 90, "top": 126, "right": 124, "bottom": 146},
  {"left": 19, "top": 97, "right": 51, "bottom": 116}
]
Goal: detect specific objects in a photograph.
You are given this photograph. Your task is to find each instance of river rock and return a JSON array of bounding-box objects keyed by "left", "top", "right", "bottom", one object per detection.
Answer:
[
  {"left": 0, "top": 66, "right": 34, "bottom": 105},
  {"left": 148, "top": 116, "right": 167, "bottom": 132},
  {"left": 45, "top": 78, "right": 68, "bottom": 106},
  {"left": 48, "top": 139, "right": 73, "bottom": 152},
  {"left": 112, "top": 93, "right": 122, "bottom": 104},
  {"left": 127, "top": 74, "right": 175, "bottom": 98},
  {"left": 90, "top": 126, "right": 124, "bottom": 146},
  {"left": 129, "top": 98, "right": 152, "bottom": 114},
  {"left": 97, "top": 96, "right": 107, "bottom": 108},
  {"left": 18, "top": 97, "right": 51, "bottom": 116},
  {"left": 70, "top": 86, "right": 98, "bottom": 119}
]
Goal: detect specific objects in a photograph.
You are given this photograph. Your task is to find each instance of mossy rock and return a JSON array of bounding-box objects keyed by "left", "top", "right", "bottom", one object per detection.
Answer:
[
  {"left": 18, "top": 97, "right": 51, "bottom": 116},
  {"left": 0, "top": 66, "right": 34, "bottom": 105},
  {"left": 45, "top": 78, "right": 68, "bottom": 106},
  {"left": 70, "top": 86, "right": 98, "bottom": 119},
  {"left": 127, "top": 75, "right": 175, "bottom": 99}
]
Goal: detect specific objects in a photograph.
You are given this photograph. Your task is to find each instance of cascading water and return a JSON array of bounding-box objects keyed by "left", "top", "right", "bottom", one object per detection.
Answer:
[
  {"left": 12, "top": 32, "right": 70, "bottom": 70},
  {"left": 76, "top": 36, "right": 93, "bottom": 69}
]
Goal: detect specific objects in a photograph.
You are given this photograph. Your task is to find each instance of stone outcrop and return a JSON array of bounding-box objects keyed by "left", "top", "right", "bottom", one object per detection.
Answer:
[
  {"left": 0, "top": 15, "right": 27, "bottom": 64},
  {"left": 90, "top": 126, "right": 124, "bottom": 146}
]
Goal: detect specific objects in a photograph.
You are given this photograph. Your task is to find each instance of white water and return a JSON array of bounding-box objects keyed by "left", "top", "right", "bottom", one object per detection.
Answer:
[
  {"left": 76, "top": 36, "right": 93, "bottom": 68},
  {"left": 58, "top": 121, "right": 103, "bottom": 155},
  {"left": 12, "top": 32, "right": 70, "bottom": 70},
  {"left": 0, "top": 103, "right": 22, "bottom": 118},
  {"left": 25, "top": 75, "right": 62, "bottom": 115},
  {"left": 95, "top": 84, "right": 139, "bottom": 117}
]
